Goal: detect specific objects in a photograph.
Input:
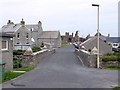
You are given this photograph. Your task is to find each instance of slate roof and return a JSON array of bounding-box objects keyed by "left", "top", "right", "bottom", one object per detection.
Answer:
[
  {"left": 106, "top": 37, "right": 120, "bottom": 43},
  {"left": 2, "top": 24, "right": 21, "bottom": 33},
  {"left": 95, "top": 32, "right": 107, "bottom": 41},
  {"left": 1, "top": 24, "right": 40, "bottom": 33},
  {"left": 0, "top": 32, "right": 14, "bottom": 37},
  {"left": 26, "top": 24, "right": 40, "bottom": 31},
  {"left": 80, "top": 37, "right": 95, "bottom": 46},
  {"left": 39, "top": 31, "right": 60, "bottom": 39}
]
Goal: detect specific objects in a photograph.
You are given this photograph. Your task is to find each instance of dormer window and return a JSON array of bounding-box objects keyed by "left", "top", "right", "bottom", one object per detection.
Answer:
[{"left": 26, "top": 33, "right": 29, "bottom": 39}]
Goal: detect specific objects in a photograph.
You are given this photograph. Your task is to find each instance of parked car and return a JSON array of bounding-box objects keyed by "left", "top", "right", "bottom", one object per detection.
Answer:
[{"left": 112, "top": 46, "right": 120, "bottom": 52}]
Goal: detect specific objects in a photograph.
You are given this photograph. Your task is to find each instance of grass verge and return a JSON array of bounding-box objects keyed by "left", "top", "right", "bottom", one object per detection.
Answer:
[
  {"left": 104, "top": 66, "right": 120, "bottom": 70},
  {"left": 61, "top": 42, "right": 70, "bottom": 48},
  {"left": 3, "top": 72, "right": 24, "bottom": 82},
  {"left": 113, "top": 87, "right": 120, "bottom": 90},
  {"left": 1, "top": 67, "right": 35, "bottom": 83},
  {"left": 14, "top": 67, "right": 35, "bottom": 72}
]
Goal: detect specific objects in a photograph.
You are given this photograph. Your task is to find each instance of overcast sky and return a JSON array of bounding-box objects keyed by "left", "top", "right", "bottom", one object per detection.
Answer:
[{"left": 0, "top": 0, "right": 119, "bottom": 37}]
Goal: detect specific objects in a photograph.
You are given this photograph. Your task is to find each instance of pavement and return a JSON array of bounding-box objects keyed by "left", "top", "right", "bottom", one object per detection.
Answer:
[{"left": 2, "top": 45, "right": 118, "bottom": 88}]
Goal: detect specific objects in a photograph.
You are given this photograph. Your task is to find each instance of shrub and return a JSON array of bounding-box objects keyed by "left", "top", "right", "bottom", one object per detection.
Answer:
[
  {"left": 13, "top": 50, "right": 25, "bottom": 55},
  {"left": 13, "top": 57, "right": 22, "bottom": 68},
  {"left": 102, "top": 53, "right": 120, "bottom": 62},
  {"left": 32, "top": 46, "right": 41, "bottom": 52}
]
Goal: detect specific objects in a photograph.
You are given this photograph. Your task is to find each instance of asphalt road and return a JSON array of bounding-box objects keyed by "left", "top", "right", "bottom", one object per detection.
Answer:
[{"left": 2, "top": 45, "right": 118, "bottom": 88}]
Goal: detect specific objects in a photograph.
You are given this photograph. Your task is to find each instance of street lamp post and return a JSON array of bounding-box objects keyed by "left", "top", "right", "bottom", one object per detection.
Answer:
[{"left": 92, "top": 4, "right": 100, "bottom": 68}]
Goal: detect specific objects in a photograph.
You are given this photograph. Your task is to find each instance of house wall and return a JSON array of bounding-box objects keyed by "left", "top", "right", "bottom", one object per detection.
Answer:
[
  {"left": 38, "top": 37, "right": 61, "bottom": 48},
  {"left": 31, "top": 31, "right": 39, "bottom": 45},
  {"left": 31, "top": 25, "right": 43, "bottom": 45},
  {"left": 14, "top": 26, "right": 31, "bottom": 50},
  {"left": 1, "top": 37, "right": 13, "bottom": 72}
]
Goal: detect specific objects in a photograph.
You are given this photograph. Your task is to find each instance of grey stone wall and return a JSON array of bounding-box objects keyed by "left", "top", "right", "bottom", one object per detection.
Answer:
[
  {"left": 75, "top": 49, "right": 97, "bottom": 68},
  {"left": 75, "top": 49, "right": 119, "bottom": 68},
  {"left": 101, "top": 61, "right": 119, "bottom": 68},
  {"left": 2, "top": 37, "right": 13, "bottom": 72},
  {"left": 22, "top": 49, "right": 55, "bottom": 67}
]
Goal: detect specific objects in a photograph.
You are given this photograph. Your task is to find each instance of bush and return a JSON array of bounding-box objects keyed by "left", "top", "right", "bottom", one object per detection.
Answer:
[
  {"left": 32, "top": 46, "right": 41, "bottom": 52},
  {"left": 13, "top": 50, "right": 25, "bottom": 55},
  {"left": 13, "top": 57, "right": 22, "bottom": 68},
  {"left": 102, "top": 53, "right": 120, "bottom": 62}
]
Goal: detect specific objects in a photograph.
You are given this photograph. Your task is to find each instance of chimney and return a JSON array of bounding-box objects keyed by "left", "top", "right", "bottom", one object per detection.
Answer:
[
  {"left": 20, "top": 18, "right": 25, "bottom": 26},
  {"left": 38, "top": 21, "right": 42, "bottom": 27},
  {"left": 7, "top": 20, "right": 14, "bottom": 25},
  {"left": 72, "top": 33, "right": 73, "bottom": 37}
]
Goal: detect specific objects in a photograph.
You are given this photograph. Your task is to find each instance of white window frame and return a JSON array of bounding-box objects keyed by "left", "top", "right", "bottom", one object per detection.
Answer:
[{"left": 1, "top": 40, "right": 8, "bottom": 51}]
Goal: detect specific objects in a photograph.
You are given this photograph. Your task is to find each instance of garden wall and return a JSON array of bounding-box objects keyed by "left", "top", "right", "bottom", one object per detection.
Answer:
[
  {"left": 75, "top": 49, "right": 97, "bottom": 68},
  {"left": 101, "top": 61, "right": 119, "bottom": 68},
  {"left": 22, "top": 49, "right": 56, "bottom": 67}
]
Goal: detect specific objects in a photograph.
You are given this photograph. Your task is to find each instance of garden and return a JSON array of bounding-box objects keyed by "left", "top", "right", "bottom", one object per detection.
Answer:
[
  {"left": 2, "top": 46, "right": 41, "bottom": 83},
  {"left": 101, "top": 52, "right": 120, "bottom": 70}
]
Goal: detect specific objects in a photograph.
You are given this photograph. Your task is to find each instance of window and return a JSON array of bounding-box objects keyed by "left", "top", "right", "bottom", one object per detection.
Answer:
[
  {"left": 26, "top": 42, "right": 29, "bottom": 44},
  {"left": 26, "top": 39, "right": 29, "bottom": 44},
  {"left": 16, "top": 40, "right": 20, "bottom": 44},
  {"left": 17, "top": 33, "right": 20, "bottom": 38},
  {"left": 2, "top": 41, "right": 8, "bottom": 50},
  {"left": 31, "top": 28, "right": 34, "bottom": 31},
  {"left": 26, "top": 33, "right": 29, "bottom": 39},
  {"left": 17, "top": 42, "right": 20, "bottom": 44}
]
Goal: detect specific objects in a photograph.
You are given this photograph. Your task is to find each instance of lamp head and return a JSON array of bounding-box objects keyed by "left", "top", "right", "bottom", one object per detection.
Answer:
[{"left": 92, "top": 4, "right": 99, "bottom": 7}]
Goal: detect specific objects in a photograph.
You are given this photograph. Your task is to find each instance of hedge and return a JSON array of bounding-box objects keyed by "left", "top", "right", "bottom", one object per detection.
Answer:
[
  {"left": 102, "top": 53, "right": 120, "bottom": 62},
  {"left": 13, "top": 50, "right": 25, "bottom": 55},
  {"left": 32, "top": 46, "right": 41, "bottom": 52}
]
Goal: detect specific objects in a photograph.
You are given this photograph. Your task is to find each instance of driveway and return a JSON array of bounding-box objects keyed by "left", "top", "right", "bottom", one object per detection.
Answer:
[{"left": 2, "top": 45, "right": 118, "bottom": 88}]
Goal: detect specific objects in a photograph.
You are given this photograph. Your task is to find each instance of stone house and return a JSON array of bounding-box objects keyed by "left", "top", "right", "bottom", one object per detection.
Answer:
[
  {"left": 1, "top": 19, "right": 43, "bottom": 50},
  {"left": 38, "top": 31, "right": 61, "bottom": 48},
  {"left": 1, "top": 19, "right": 61, "bottom": 50},
  {"left": 80, "top": 37, "right": 113, "bottom": 55},
  {"left": 0, "top": 33, "right": 14, "bottom": 72}
]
